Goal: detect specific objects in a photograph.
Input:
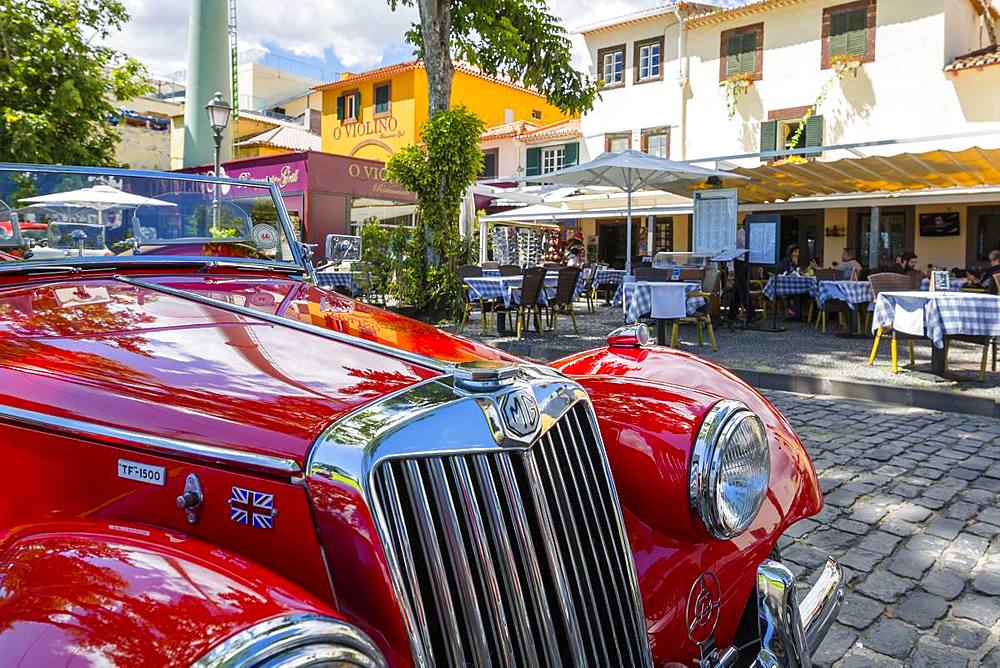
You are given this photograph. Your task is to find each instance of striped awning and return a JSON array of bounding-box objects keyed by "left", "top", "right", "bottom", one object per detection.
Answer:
[{"left": 709, "top": 146, "right": 1000, "bottom": 204}]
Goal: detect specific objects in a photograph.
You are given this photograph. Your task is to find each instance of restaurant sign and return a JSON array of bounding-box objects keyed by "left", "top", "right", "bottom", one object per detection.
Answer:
[{"left": 188, "top": 158, "right": 307, "bottom": 197}]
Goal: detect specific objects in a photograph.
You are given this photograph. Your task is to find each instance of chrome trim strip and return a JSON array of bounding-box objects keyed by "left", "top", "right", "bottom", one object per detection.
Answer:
[
  {"left": 113, "top": 274, "right": 452, "bottom": 373},
  {"left": 0, "top": 402, "right": 301, "bottom": 476},
  {"left": 191, "top": 612, "right": 386, "bottom": 668},
  {"left": 753, "top": 557, "right": 845, "bottom": 668}
]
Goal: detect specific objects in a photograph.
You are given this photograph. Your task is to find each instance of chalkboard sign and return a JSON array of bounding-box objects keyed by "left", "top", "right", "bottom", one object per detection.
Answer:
[
  {"left": 692, "top": 189, "right": 738, "bottom": 255},
  {"left": 746, "top": 214, "right": 779, "bottom": 265},
  {"left": 930, "top": 270, "right": 951, "bottom": 292}
]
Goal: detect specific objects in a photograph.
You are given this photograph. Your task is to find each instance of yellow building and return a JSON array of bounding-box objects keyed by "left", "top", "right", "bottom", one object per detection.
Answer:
[{"left": 316, "top": 60, "right": 574, "bottom": 161}]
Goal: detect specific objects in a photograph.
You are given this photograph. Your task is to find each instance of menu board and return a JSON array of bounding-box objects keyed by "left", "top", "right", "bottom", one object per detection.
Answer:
[
  {"left": 692, "top": 189, "right": 738, "bottom": 255},
  {"left": 746, "top": 214, "right": 779, "bottom": 265}
]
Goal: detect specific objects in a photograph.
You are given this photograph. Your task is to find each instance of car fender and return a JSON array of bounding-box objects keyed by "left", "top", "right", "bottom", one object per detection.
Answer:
[
  {"left": 0, "top": 521, "right": 349, "bottom": 668},
  {"left": 550, "top": 346, "right": 823, "bottom": 661}
]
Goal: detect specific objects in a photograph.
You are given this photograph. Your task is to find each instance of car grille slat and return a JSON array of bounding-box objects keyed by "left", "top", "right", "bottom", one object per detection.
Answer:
[{"left": 372, "top": 401, "right": 650, "bottom": 667}]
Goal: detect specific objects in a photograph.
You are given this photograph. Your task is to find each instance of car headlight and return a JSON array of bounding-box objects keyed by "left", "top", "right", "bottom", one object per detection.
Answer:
[
  {"left": 192, "top": 613, "right": 387, "bottom": 668},
  {"left": 689, "top": 400, "right": 771, "bottom": 539}
]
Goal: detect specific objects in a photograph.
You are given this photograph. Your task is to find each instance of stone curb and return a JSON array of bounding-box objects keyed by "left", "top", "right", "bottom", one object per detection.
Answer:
[{"left": 730, "top": 368, "right": 1000, "bottom": 419}]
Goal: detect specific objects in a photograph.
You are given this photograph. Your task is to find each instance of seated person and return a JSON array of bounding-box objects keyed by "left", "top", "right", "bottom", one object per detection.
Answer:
[
  {"left": 840, "top": 248, "right": 863, "bottom": 279},
  {"left": 965, "top": 249, "right": 1000, "bottom": 295},
  {"left": 778, "top": 244, "right": 800, "bottom": 275},
  {"left": 890, "top": 252, "right": 918, "bottom": 275}
]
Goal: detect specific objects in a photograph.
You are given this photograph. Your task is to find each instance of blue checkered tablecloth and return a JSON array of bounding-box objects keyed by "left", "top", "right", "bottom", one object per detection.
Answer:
[
  {"left": 482, "top": 269, "right": 501, "bottom": 277},
  {"left": 763, "top": 274, "right": 818, "bottom": 301},
  {"left": 316, "top": 271, "right": 361, "bottom": 294},
  {"left": 618, "top": 281, "right": 706, "bottom": 324},
  {"left": 872, "top": 291, "right": 1000, "bottom": 349},
  {"left": 586, "top": 268, "right": 626, "bottom": 287},
  {"left": 816, "top": 280, "right": 873, "bottom": 308}
]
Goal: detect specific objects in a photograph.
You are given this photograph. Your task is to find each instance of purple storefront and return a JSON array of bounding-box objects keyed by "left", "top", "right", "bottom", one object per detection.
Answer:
[{"left": 180, "top": 151, "right": 415, "bottom": 260}]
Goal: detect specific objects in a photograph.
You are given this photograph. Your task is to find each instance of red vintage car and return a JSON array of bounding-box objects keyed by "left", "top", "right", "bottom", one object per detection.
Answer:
[{"left": 0, "top": 165, "right": 843, "bottom": 667}]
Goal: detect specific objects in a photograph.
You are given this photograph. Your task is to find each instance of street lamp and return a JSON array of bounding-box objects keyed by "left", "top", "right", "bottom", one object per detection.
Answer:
[{"left": 204, "top": 91, "right": 232, "bottom": 228}]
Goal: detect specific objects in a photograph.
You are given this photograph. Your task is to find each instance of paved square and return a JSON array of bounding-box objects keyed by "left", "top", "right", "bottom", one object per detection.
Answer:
[{"left": 764, "top": 390, "right": 1000, "bottom": 666}]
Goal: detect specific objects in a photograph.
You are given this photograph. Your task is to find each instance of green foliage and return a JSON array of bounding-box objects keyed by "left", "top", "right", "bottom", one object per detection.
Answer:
[
  {"left": 385, "top": 107, "right": 484, "bottom": 314},
  {"left": 388, "top": 0, "right": 597, "bottom": 115},
  {"left": 0, "top": 0, "right": 151, "bottom": 166}
]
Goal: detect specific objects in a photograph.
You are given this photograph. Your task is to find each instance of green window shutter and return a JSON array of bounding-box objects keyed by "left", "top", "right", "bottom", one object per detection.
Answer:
[
  {"left": 336, "top": 95, "right": 345, "bottom": 121},
  {"left": 354, "top": 91, "right": 362, "bottom": 117},
  {"left": 760, "top": 120, "right": 777, "bottom": 156},
  {"left": 726, "top": 36, "right": 742, "bottom": 77},
  {"left": 740, "top": 32, "right": 756, "bottom": 74},
  {"left": 563, "top": 142, "right": 579, "bottom": 167},
  {"left": 375, "top": 86, "right": 389, "bottom": 113},
  {"left": 525, "top": 147, "right": 541, "bottom": 176},
  {"left": 804, "top": 114, "right": 824, "bottom": 158},
  {"left": 830, "top": 8, "right": 867, "bottom": 58}
]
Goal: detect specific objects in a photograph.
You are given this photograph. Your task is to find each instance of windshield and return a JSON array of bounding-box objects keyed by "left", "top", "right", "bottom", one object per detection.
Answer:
[{"left": 0, "top": 165, "right": 304, "bottom": 271}]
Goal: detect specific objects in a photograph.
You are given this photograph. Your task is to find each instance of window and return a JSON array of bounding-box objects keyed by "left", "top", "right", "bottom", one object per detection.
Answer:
[
  {"left": 720, "top": 23, "right": 763, "bottom": 80},
  {"left": 823, "top": 0, "right": 875, "bottom": 68},
  {"left": 541, "top": 146, "right": 565, "bottom": 174},
  {"left": 853, "top": 210, "right": 909, "bottom": 268},
  {"left": 531, "top": 109, "right": 542, "bottom": 120},
  {"left": 525, "top": 142, "right": 577, "bottom": 176},
  {"left": 634, "top": 37, "right": 663, "bottom": 83},
  {"left": 760, "top": 109, "right": 823, "bottom": 160},
  {"left": 597, "top": 44, "right": 625, "bottom": 88},
  {"left": 504, "top": 108, "right": 514, "bottom": 123},
  {"left": 374, "top": 82, "right": 391, "bottom": 116},
  {"left": 642, "top": 127, "right": 669, "bottom": 158},
  {"left": 335, "top": 91, "right": 361, "bottom": 122},
  {"left": 480, "top": 148, "right": 499, "bottom": 180},
  {"left": 654, "top": 218, "right": 673, "bottom": 252},
  {"left": 605, "top": 132, "right": 631, "bottom": 153}
]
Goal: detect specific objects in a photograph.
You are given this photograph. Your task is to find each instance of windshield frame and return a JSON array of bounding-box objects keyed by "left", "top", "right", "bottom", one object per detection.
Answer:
[{"left": 0, "top": 162, "right": 312, "bottom": 276}]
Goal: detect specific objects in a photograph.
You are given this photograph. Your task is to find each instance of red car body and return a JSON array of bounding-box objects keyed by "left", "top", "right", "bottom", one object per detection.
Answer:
[{"left": 0, "top": 266, "right": 835, "bottom": 666}]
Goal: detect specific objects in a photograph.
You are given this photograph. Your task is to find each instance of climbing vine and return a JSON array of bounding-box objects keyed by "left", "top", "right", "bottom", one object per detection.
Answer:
[{"left": 721, "top": 72, "right": 754, "bottom": 120}]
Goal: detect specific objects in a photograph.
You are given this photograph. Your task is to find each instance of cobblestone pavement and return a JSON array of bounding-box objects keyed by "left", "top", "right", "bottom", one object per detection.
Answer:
[{"left": 763, "top": 390, "right": 1000, "bottom": 666}]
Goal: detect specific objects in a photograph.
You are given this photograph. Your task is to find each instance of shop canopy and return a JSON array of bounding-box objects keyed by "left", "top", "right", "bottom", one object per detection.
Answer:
[{"left": 706, "top": 146, "right": 1000, "bottom": 204}]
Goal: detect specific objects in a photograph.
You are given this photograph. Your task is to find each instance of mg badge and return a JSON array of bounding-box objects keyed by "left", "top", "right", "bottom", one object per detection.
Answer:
[
  {"left": 501, "top": 389, "right": 540, "bottom": 438},
  {"left": 686, "top": 571, "right": 722, "bottom": 645}
]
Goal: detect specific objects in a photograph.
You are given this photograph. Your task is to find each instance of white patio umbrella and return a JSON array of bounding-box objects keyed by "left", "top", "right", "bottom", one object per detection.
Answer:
[
  {"left": 520, "top": 150, "right": 748, "bottom": 275},
  {"left": 20, "top": 185, "right": 174, "bottom": 225}
]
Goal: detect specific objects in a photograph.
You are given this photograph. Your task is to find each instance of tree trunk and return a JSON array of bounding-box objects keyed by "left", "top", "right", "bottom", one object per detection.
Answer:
[{"left": 417, "top": 0, "right": 453, "bottom": 116}]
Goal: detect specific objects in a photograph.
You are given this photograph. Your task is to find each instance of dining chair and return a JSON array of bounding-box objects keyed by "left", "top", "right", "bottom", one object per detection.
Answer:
[
  {"left": 513, "top": 267, "right": 547, "bottom": 339},
  {"left": 811, "top": 268, "right": 851, "bottom": 333},
  {"left": 867, "top": 272, "right": 918, "bottom": 372},
  {"left": 499, "top": 264, "right": 521, "bottom": 277},
  {"left": 668, "top": 270, "right": 719, "bottom": 352},
  {"left": 457, "top": 264, "right": 487, "bottom": 335},
  {"left": 547, "top": 266, "right": 582, "bottom": 333},
  {"left": 635, "top": 267, "right": 667, "bottom": 282}
]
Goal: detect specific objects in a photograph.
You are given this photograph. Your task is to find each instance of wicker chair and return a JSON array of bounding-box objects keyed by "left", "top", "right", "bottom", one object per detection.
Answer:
[
  {"left": 867, "top": 272, "right": 919, "bottom": 372},
  {"left": 457, "top": 265, "right": 488, "bottom": 334},
  {"left": 481, "top": 261, "right": 499, "bottom": 270},
  {"left": 511, "top": 267, "right": 547, "bottom": 339},
  {"left": 547, "top": 266, "right": 582, "bottom": 333},
  {"left": 499, "top": 264, "right": 521, "bottom": 277}
]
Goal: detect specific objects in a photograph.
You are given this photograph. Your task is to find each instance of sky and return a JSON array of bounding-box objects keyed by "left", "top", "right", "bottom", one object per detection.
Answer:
[{"left": 113, "top": 0, "right": 748, "bottom": 84}]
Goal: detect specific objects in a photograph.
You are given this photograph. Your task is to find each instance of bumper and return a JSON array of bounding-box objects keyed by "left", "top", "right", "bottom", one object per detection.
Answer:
[{"left": 753, "top": 557, "right": 845, "bottom": 668}]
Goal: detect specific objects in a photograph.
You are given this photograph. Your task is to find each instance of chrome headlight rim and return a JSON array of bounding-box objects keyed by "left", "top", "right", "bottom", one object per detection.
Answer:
[
  {"left": 192, "top": 612, "right": 387, "bottom": 668},
  {"left": 689, "top": 399, "right": 771, "bottom": 540}
]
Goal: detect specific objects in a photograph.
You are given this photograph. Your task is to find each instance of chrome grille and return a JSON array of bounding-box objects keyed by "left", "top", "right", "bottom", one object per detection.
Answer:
[{"left": 371, "top": 402, "right": 650, "bottom": 667}]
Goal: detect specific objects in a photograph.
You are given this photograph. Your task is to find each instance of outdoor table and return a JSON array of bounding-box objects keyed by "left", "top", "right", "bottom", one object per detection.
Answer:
[
  {"left": 872, "top": 291, "right": 1000, "bottom": 375},
  {"left": 316, "top": 271, "right": 361, "bottom": 295},
  {"left": 482, "top": 268, "right": 501, "bottom": 277},
  {"left": 816, "top": 280, "right": 874, "bottom": 337},
  {"left": 619, "top": 281, "right": 706, "bottom": 345},
  {"left": 588, "top": 268, "right": 627, "bottom": 304},
  {"left": 762, "top": 274, "right": 818, "bottom": 330}
]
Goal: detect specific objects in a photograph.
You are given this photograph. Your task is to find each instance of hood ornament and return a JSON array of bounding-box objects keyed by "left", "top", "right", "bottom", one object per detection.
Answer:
[
  {"left": 453, "top": 360, "right": 518, "bottom": 393},
  {"left": 500, "top": 388, "right": 540, "bottom": 439}
]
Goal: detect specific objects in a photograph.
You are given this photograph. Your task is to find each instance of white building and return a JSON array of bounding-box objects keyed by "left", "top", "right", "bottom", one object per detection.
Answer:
[{"left": 506, "top": 0, "right": 1000, "bottom": 270}]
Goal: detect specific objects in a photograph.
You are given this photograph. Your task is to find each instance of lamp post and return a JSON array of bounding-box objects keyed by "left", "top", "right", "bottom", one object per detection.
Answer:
[{"left": 204, "top": 91, "right": 232, "bottom": 228}]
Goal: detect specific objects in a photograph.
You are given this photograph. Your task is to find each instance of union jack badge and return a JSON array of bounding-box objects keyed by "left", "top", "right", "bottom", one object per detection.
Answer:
[{"left": 229, "top": 486, "right": 276, "bottom": 529}]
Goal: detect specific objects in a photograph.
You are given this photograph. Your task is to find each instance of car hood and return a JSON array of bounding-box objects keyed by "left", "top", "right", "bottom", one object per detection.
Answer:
[{"left": 0, "top": 273, "right": 512, "bottom": 466}]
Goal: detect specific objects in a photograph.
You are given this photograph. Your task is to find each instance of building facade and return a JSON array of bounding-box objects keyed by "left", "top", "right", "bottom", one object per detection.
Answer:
[
  {"left": 556, "top": 0, "right": 1000, "bottom": 270},
  {"left": 316, "top": 61, "right": 575, "bottom": 162}
]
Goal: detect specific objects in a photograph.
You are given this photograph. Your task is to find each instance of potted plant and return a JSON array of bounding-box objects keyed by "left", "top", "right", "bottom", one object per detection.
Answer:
[{"left": 720, "top": 72, "right": 755, "bottom": 119}]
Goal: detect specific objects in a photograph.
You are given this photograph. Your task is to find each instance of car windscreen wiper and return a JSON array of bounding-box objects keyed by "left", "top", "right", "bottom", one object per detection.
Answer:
[
  {"left": 196, "top": 260, "right": 305, "bottom": 275},
  {"left": 0, "top": 264, "right": 84, "bottom": 275}
]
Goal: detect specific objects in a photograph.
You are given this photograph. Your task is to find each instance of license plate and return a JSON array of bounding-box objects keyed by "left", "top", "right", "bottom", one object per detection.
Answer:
[{"left": 117, "top": 459, "right": 166, "bottom": 486}]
